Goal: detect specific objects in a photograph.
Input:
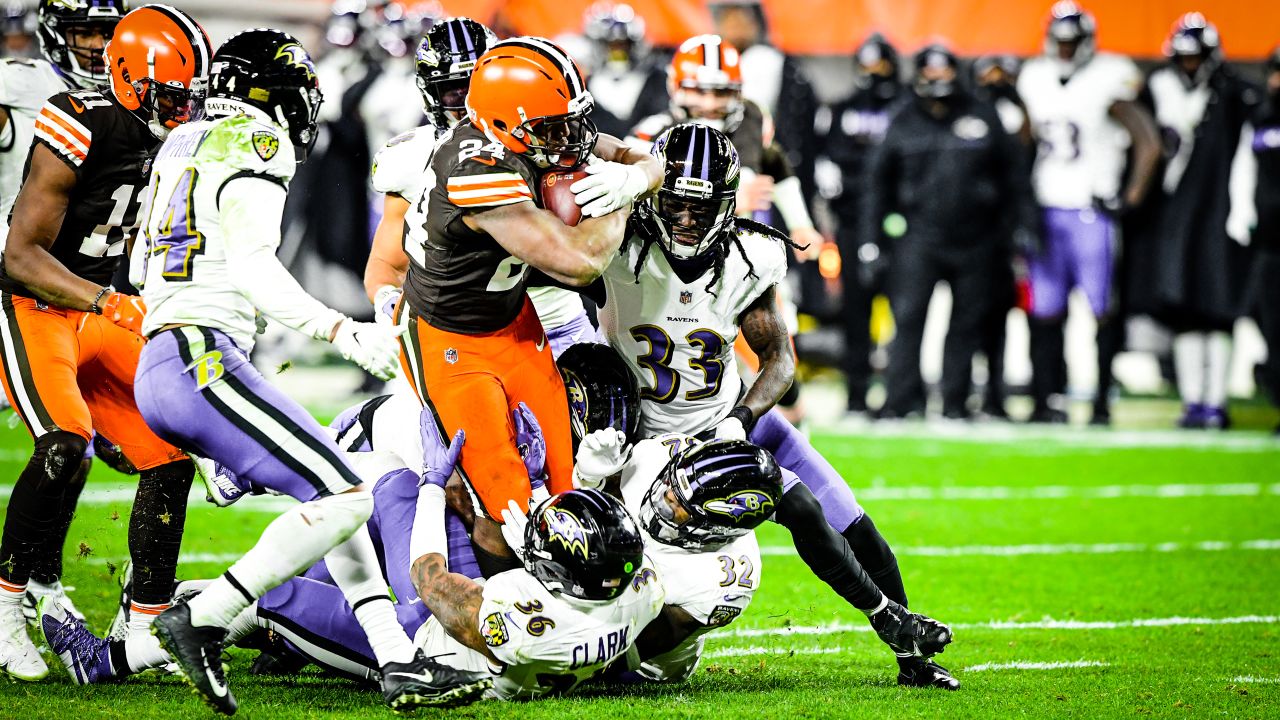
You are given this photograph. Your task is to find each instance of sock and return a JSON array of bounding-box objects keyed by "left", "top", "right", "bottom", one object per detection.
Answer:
[
  {"left": 0, "top": 577, "right": 24, "bottom": 607},
  {"left": 108, "top": 631, "right": 172, "bottom": 676},
  {"left": 1029, "top": 318, "right": 1066, "bottom": 409},
  {"left": 31, "top": 457, "right": 89, "bottom": 585},
  {"left": 1174, "top": 332, "right": 1208, "bottom": 405},
  {"left": 127, "top": 601, "right": 168, "bottom": 633},
  {"left": 843, "top": 515, "right": 909, "bottom": 608},
  {"left": 1095, "top": 318, "right": 1123, "bottom": 411},
  {"left": 775, "top": 485, "right": 886, "bottom": 613},
  {"left": 128, "top": 460, "right": 193, "bottom": 605},
  {"left": 1205, "top": 331, "right": 1232, "bottom": 408},
  {"left": 325, "top": 525, "right": 416, "bottom": 666},
  {"left": 188, "top": 492, "right": 372, "bottom": 629},
  {"left": 225, "top": 602, "right": 260, "bottom": 646},
  {"left": 0, "top": 431, "right": 88, "bottom": 587}
]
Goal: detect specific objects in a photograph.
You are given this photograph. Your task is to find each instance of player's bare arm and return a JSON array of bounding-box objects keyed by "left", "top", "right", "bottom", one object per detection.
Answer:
[
  {"left": 1109, "top": 99, "right": 1161, "bottom": 208},
  {"left": 4, "top": 143, "right": 104, "bottom": 309},
  {"left": 363, "top": 193, "right": 411, "bottom": 302},
  {"left": 593, "top": 132, "right": 662, "bottom": 196},
  {"left": 410, "top": 552, "right": 500, "bottom": 664},
  {"left": 738, "top": 285, "right": 796, "bottom": 419},
  {"left": 633, "top": 603, "right": 704, "bottom": 660},
  {"left": 467, "top": 200, "right": 628, "bottom": 286}
]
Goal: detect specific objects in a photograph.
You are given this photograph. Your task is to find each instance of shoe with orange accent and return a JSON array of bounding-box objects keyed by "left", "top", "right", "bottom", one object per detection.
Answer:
[{"left": 0, "top": 601, "right": 47, "bottom": 681}]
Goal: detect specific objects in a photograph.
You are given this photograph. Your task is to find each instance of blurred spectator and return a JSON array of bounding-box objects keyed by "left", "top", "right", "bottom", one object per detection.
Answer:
[
  {"left": 709, "top": 0, "right": 820, "bottom": 207},
  {"left": 813, "top": 32, "right": 902, "bottom": 417},
  {"left": 361, "top": 0, "right": 438, "bottom": 155},
  {"left": 1146, "top": 14, "right": 1260, "bottom": 429},
  {"left": 1251, "top": 48, "right": 1280, "bottom": 433},
  {"left": 581, "top": 2, "right": 667, "bottom": 139},
  {"left": 1017, "top": 1, "right": 1160, "bottom": 425},
  {"left": 971, "top": 54, "right": 1033, "bottom": 419},
  {"left": 1, "top": 2, "right": 35, "bottom": 58},
  {"left": 864, "top": 43, "right": 1037, "bottom": 420}
]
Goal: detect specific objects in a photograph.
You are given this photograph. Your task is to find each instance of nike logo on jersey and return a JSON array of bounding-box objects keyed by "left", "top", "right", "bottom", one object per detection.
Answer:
[
  {"left": 200, "top": 648, "right": 228, "bottom": 697},
  {"left": 723, "top": 594, "right": 747, "bottom": 602},
  {"left": 471, "top": 156, "right": 497, "bottom": 166},
  {"left": 68, "top": 97, "right": 85, "bottom": 114},
  {"left": 536, "top": 334, "right": 547, "bottom": 352}
]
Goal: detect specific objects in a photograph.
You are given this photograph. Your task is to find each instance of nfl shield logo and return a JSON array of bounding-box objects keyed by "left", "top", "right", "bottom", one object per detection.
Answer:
[
  {"left": 679, "top": 290, "right": 692, "bottom": 305},
  {"left": 444, "top": 348, "right": 459, "bottom": 365}
]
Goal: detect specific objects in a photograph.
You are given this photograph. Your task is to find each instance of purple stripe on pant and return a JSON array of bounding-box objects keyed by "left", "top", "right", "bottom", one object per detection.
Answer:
[{"left": 750, "top": 408, "right": 865, "bottom": 532}]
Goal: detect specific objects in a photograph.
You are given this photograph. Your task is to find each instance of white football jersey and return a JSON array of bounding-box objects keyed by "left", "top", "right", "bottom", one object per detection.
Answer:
[
  {"left": 619, "top": 434, "right": 761, "bottom": 682},
  {"left": 528, "top": 286, "right": 587, "bottom": 329},
  {"left": 371, "top": 124, "right": 437, "bottom": 269},
  {"left": 137, "top": 114, "right": 297, "bottom": 348},
  {"left": 0, "top": 57, "right": 68, "bottom": 241},
  {"left": 1019, "top": 53, "right": 1143, "bottom": 209},
  {"left": 1147, "top": 66, "right": 1212, "bottom": 194},
  {"left": 598, "top": 226, "right": 787, "bottom": 438},
  {"left": 417, "top": 563, "right": 664, "bottom": 700}
]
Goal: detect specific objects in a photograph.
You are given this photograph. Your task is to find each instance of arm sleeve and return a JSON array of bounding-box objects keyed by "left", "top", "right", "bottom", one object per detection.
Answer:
[
  {"left": 772, "top": 176, "right": 814, "bottom": 231},
  {"left": 220, "top": 176, "right": 345, "bottom": 340}
]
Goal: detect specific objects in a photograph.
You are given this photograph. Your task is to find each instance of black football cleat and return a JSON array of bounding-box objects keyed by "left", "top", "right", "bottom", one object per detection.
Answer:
[
  {"left": 380, "top": 650, "right": 491, "bottom": 710},
  {"left": 898, "top": 659, "right": 961, "bottom": 690},
  {"left": 1028, "top": 406, "right": 1069, "bottom": 424},
  {"left": 870, "top": 601, "right": 953, "bottom": 659},
  {"left": 151, "top": 604, "right": 237, "bottom": 715}
]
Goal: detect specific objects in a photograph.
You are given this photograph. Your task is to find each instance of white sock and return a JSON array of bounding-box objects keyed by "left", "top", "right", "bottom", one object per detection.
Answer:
[
  {"left": 1205, "top": 331, "right": 1232, "bottom": 408},
  {"left": 187, "top": 492, "right": 373, "bottom": 629},
  {"left": 1173, "top": 332, "right": 1207, "bottom": 404},
  {"left": 409, "top": 484, "right": 448, "bottom": 569},
  {"left": 127, "top": 601, "right": 168, "bottom": 633},
  {"left": 325, "top": 524, "right": 416, "bottom": 666},
  {"left": 224, "top": 602, "right": 260, "bottom": 646},
  {"left": 862, "top": 594, "right": 889, "bottom": 618},
  {"left": 123, "top": 632, "right": 171, "bottom": 674},
  {"left": 0, "top": 577, "right": 25, "bottom": 606}
]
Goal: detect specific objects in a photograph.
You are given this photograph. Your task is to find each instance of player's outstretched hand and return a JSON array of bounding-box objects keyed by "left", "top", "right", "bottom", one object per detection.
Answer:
[
  {"left": 512, "top": 402, "right": 547, "bottom": 483},
  {"left": 499, "top": 498, "right": 530, "bottom": 556},
  {"left": 570, "top": 157, "right": 647, "bottom": 218},
  {"left": 419, "top": 407, "right": 464, "bottom": 488},
  {"left": 372, "top": 284, "right": 403, "bottom": 327},
  {"left": 100, "top": 292, "right": 146, "bottom": 335},
  {"left": 572, "top": 428, "right": 627, "bottom": 489},
  {"left": 332, "top": 319, "right": 402, "bottom": 381}
]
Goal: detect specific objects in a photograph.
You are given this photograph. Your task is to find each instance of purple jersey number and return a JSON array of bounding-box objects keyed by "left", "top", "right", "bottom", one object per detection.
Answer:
[
  {"left": 630, "top": 325, "right": 727, "bottom": 404},
  {"left": 148, "top": 167, "right": 205, "bottom": 282}
]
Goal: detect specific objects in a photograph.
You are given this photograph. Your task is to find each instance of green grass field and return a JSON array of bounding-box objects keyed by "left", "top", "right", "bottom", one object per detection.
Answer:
[{"left": 2, "top": 416, "right": 1278, "bottom": 719}]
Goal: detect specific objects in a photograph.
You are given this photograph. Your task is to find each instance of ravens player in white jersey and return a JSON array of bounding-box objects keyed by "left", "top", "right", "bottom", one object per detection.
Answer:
[
  {"left": 1017, "top": 1, "right": 1161, "bottom": 424},
  {"left": 588, "top": 126, "right": 957, "bottom": 688}
]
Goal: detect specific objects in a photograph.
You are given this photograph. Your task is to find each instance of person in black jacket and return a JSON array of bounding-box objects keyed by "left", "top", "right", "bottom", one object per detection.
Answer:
[
  {"left": 863, "top": 43, "right": 1038, "bottom": 419},
  {"left": 1249, "top": 47, "right": 1280, "bottom": 433},
  {"left": 816, "top": 33, "right": 902, "bottom": 417}
]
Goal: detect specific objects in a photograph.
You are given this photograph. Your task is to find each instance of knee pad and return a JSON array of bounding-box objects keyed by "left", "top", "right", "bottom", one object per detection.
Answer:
[{"left": 33, "top": 431, "right": 89, "bottom": 488}]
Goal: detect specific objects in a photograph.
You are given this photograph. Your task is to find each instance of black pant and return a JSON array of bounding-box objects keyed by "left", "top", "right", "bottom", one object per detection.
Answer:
[
  {"left": 837, "top": 222, "right": 876, "bottom": 411},
  {"left": 1256, "top": 252, "right": 1280, "bottom": 408},
  {"left": 883, "top": 239, "right": 994, "bottom": 416},
  {"left": 981, "top": 248, "right": 1015, "bottom": 410}
]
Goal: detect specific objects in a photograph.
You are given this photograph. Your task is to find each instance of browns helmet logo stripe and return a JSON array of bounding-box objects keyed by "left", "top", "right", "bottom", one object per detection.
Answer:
[{"left": 143, "top": 3, "right": 212, "bottom": 78}]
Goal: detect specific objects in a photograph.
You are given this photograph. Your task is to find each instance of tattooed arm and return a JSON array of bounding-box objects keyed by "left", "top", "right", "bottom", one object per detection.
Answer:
[
  {"left": 738, "top": 285, "right": 796, "bottom": 420},
  {"left": 410, "top": 552, "right": 500, "bottom": 664}
]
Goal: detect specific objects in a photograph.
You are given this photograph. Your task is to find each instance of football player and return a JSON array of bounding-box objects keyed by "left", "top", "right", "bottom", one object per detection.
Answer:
[
  {"left": 581, "top": 2, "right": 667, "bottom": 139},
  {"left": 399, "top": 36, "right": 661, "bottom": 577},
  {"left": 366, "top": 19, "right": 599, "bottom": 360},
  {"left": 0, "top": 3, "right": 202, "bottom": 683},
  {"left": 590, "top": 125, "right": 958, "bottom": 688},
  {"left": 1017, "top": 1, "right": 1161, "bottom": 424},
  {"left": 0, "top": 0, "right": 126, "bottom": 626},
  {"left": 123, "top": 29, "right": 489, "bottom": 714}
]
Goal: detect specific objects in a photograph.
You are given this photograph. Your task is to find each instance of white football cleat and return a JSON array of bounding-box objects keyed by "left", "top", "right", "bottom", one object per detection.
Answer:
[
  {"left": 0, "top": 601, "right": 47, "bottom": 681},
  {"left": 23, "top": 580, "right": 85, "bottom": 626}
]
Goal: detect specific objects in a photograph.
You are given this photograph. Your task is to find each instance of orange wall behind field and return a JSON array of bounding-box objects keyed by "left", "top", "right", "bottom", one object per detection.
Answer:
[{"left": 438, "top": 0, "right": 1279, "bottom": 59}]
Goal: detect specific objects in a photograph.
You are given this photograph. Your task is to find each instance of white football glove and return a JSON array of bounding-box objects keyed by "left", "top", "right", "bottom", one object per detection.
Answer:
[
  {"left": 331, "top": 318, "right": 402, "bottom": 381},
  {"left": 499, "top": 498, "right": 530, "bottom": 557},
  {"left": 570, "top": 158, "right": 648, "bottom": 218},
  {"left": 372, "top": 284, "right": 403, "bottom": 327},
  {"left": 572, "top": 428, "right": 628, "bottom": 488},
  {"left": 714, "top": 416, "right": 748, "bottom": 441}
]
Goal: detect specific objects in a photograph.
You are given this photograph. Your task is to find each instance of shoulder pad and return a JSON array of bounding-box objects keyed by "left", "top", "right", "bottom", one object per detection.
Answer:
[
  {"left": 33, "top": 91, "right": 104, "bottom": 168},
  {"left": 201, "top": 115, "right": 295, "bottom": 180},
  {"left": 371, "top": 127, "right": 433, "bottom": 195},
  {"left": 439, "top": 131, "right": 534, "bottom": 209}
]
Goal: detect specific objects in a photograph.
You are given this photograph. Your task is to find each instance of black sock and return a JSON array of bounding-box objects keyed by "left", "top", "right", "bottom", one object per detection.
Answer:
[
  {"left": 128, "top": 460, "right": 193, "bottom": 605},
  {"left": 472, "top": 541, "right": 521, "bottom": 578},
  {"left": 842, "top": 515, "right": 908, "bottom": 608},
  {"left": 1029, "top": 318, "right": 1066, "bottom": 410},
  {"left": 775, "top": 485, "right": 885, "bottom": 612},
  {"left": 0, "top": 432, "right": 88, "bottom": 586},
  {"left": 1095, "top": 317, "right": 1123, "bottom": 411},
  {"left": 31, "top": 457, "right": 90, "bottom": 585}
]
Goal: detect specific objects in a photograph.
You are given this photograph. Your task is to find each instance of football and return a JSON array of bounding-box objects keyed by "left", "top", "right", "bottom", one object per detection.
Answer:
[{"left": 538, "top": 164, "right": 590, "bottom": 226}]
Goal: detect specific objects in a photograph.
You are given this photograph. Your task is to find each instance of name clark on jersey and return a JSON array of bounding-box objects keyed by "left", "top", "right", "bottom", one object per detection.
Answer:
[{"left": 569, "top": 627, "right": 630, "bottom": 670}]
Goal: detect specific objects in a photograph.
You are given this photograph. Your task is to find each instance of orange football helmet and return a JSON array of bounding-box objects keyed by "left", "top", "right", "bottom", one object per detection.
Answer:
[
  {"left": 668, "top": 34, "right": 744, "bottom": 132},
  {"left": 105, "top": 4, "right": 211, "bottom": 139},
  {"left": 465, "top": 37, "right": 597, "bottom": 168}
]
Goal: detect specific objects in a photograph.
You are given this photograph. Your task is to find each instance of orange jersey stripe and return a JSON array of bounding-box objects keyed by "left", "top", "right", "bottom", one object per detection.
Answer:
[
  {"left": 39, "top": 107, "right": 91, "bottom": 148},
  {"left": 446, "top": 179, "right": 530, "bottom": 193},
  {"left": 34, "top": 119, "right": 88, "bottom": 161},
  {"left": 451, "top": 192, "right": 534, "bottom": 207}
]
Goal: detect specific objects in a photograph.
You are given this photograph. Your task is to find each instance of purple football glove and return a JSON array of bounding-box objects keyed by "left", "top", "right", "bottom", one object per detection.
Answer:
[
  {"left": 513, "top": 402, "right": 547, "bottom": 483},
  {"left": 419, "top": 407, "right": 464, "bottom": 487}
]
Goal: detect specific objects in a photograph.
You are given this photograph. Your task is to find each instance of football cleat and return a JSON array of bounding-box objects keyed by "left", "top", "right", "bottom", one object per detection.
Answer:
[
  {"left": 869, "top": 601, "right": 953, "bottom": 659},
  {"left": 897, "top": 658, "right": 961, "bottom": 690},
  {"left": 0, "top": 600, "right": 47, "bottom": 681},
  {"left": 380, "top": 649, "right": 492, "bottom": 710},
  {"left": 1028, "top": 406, "right": 1069, "bottom": 424},
  {"left": 38, "top": 596, "right": 117, "bottom": 685},
  {"left": 107, "top": 560, "right": 134, "bottom": 641},
  {"left": 23, "top": 580, "right": 85, "bottom": 626},
  {"left": 194, "top": 454, "right": 246, "bottom": 507},
  {"left": 152, "top": 603, "right": 236, "bottom": 716}
]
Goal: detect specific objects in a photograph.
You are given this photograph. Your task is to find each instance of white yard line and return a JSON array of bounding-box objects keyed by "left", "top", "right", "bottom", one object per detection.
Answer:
[
  {"left": 965, "top": 660, "right": 1109, "bottom": 673},
  {"left": 705, "top": 645, "right": 848, "bottom": 659},
  {"left": 710, "top": 615, "right": 1280, "bottom": 640},
  {"left": 760, "top": 539, "right": 1280, "bottom": 558},
  {"left": 1231, "top": 676, "right": 1280, "bottom": 684},
  {"left": 822, "top": 422, "right": 1280, "bottom": 451}
]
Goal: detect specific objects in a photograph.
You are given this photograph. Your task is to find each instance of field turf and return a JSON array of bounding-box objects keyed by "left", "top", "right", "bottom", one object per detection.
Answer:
[{"left": 1, "top": 416, "right": 1278, "bottom": 719}]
